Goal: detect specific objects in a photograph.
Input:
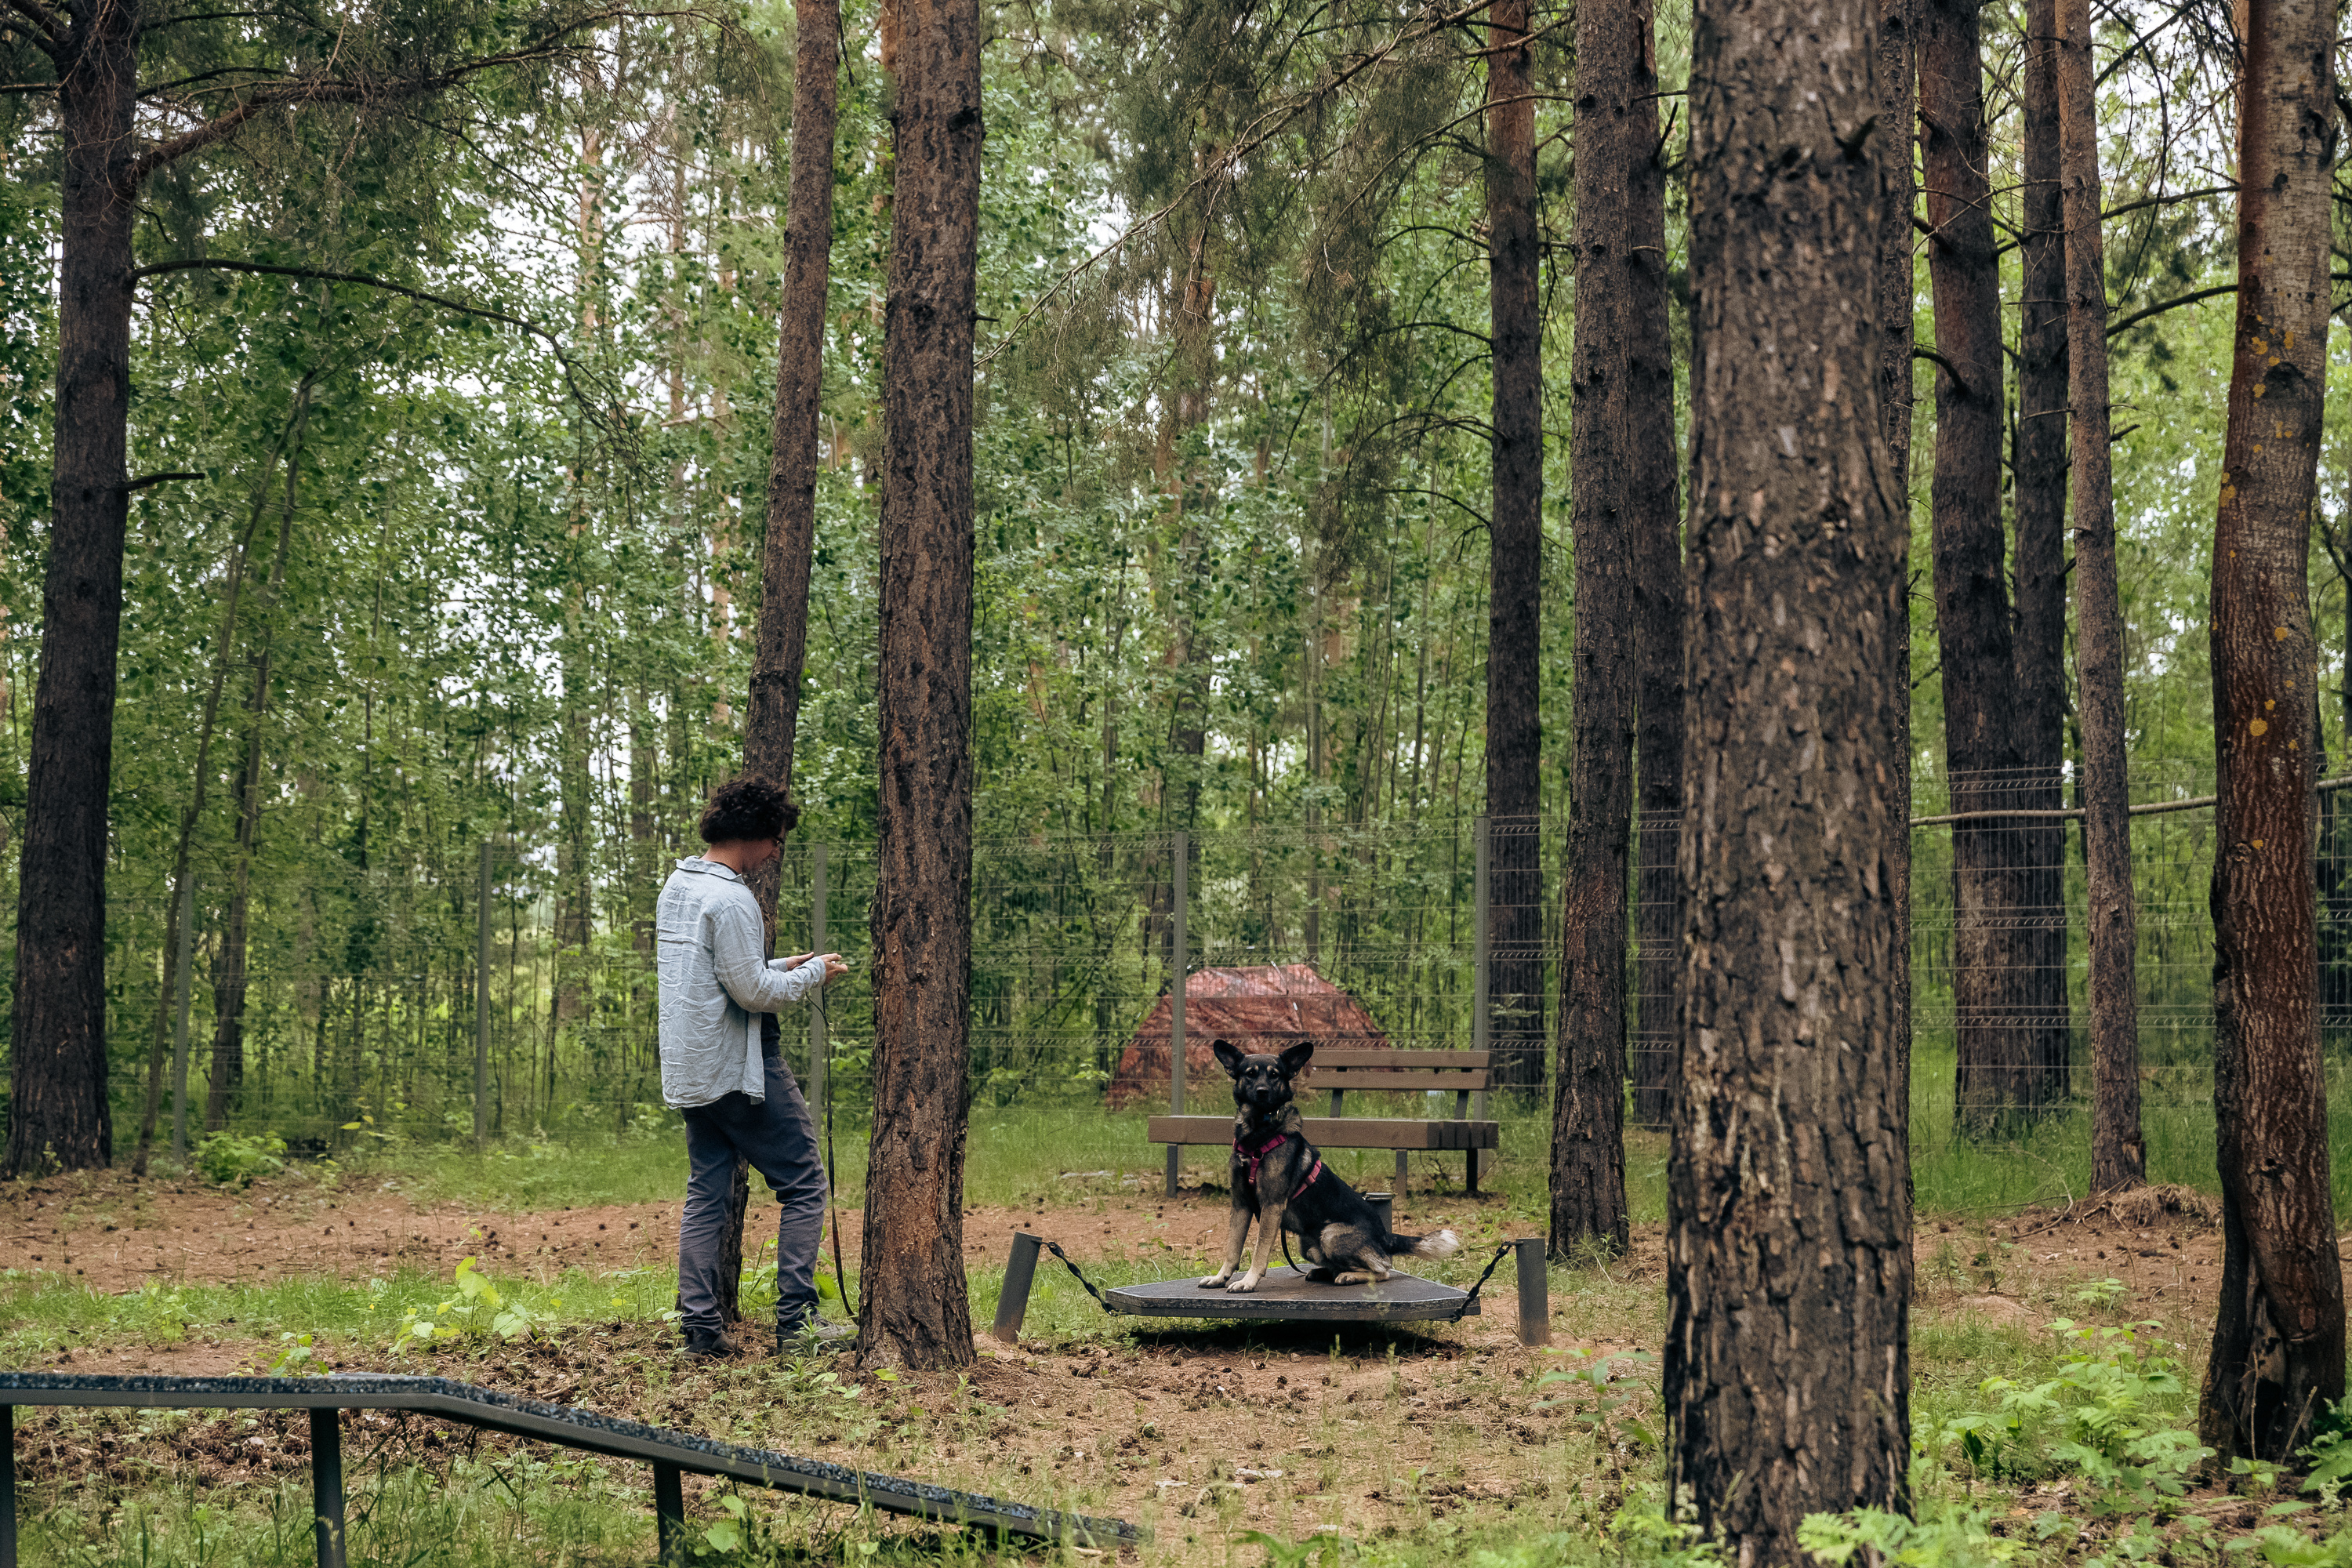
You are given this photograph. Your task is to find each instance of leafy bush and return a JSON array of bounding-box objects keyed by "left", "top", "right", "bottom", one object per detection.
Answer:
[{"left": 192, "top": 1131, "right": 285, "bottom": 1187}]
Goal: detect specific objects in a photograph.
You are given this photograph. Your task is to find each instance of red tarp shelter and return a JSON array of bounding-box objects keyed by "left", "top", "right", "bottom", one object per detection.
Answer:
[{"left": 1106, "top": 964, "right": 1391, "bottom": 1109}]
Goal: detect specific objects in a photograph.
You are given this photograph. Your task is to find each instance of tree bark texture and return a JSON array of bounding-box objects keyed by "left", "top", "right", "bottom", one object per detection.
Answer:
[
  {"left": 1553, "top": 0, "right": 1668, "bottom": 1252},
  {"left": 860, "top": 0, "right": 978, "bottom": 1372},
  {"left": 1923, "top": 0, "right": 2037, "bottom": 1130},
  {"left": 730, "top": 0, "right": 841, "bottom": 1327},
  {"left": 1669, "top": 0, "right": 1913, "bottom": 1551},
  {"left": 1876, "top": 0, "right": 1917, "bottom": 470},
  {"left": 2056, "top": 0, "right": 2144, "bottom": 1192},
  {"left": 1628, "top": 0, "right": 1687, "bottom": 1135},
  {"left": 2010, "top": 0, "right": 2074, "bottom": 1114},
  {"left": 2198, "top": 0, "right": 2344, "bottom": 1462},
  {"left": 1483, "top": 0, "right": 1545, "bottom": 1097},
  {"left": 6, "top": 0, "right": 141, "bottom": 1177}
]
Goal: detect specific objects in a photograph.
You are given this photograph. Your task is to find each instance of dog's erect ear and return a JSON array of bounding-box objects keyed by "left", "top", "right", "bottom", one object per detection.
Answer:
[
  {"left": 1212, "top": 1039, "right": 1247, "bottom": 1077},
  {"left": 1276, "top": 1040, "right": 1315, "bottom": 1078}
]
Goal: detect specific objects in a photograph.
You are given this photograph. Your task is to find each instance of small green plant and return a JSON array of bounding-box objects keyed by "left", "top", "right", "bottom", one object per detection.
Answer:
[
  {"left": 2073, "top": 1276, "right": 2129, "bottom": 1309},
  {"left": 1533, "top": 1347, "right": 1660, "bottom": 1459},
  {"left": 191, "top": 1130, "right": 285, "bottom": 1187},
  {"left": 1936, "top": 1319, "right": 2209, "bottom": 1515},
  {"left": 390, "top": 1257, "right": 550, "bottom": 1352},
  {"left": 267, "top": 1332, "right": 317, "bottom": 1376},
  {"left": 1800, "top": 1498, "right": 2021, "bottom": 1568}
]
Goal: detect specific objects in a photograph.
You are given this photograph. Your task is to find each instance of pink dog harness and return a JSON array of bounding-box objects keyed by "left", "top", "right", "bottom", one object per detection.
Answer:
[{"left": 1234, "top": 1127, "right": 1321, "bottom": 1191}]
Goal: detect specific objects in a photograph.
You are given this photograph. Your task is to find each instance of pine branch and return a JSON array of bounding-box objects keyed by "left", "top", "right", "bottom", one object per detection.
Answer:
[
  {"left": 2104, "top": 284, "right": 2235, "bottom": 338},
  {"left": 4, "top": 0, "right": 66, "bottom": 59},
  {"left": 130, "top": 257, "right": 550, "bottom": 342}
]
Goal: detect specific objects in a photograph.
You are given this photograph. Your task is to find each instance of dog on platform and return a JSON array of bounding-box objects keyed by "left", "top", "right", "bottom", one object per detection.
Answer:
[{"left": 1198, "top": 1038, "right": 1458, "bottom": 1294}]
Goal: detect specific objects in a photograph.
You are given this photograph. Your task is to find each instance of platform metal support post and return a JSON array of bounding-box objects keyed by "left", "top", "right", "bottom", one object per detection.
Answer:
[
  {"left": 1514, "top": 1237, "right": 1550, "bottom": 1347},
  {"left": 993, "top": 1232, "right": 1044, "bottom": 1343},
  {"left": 1471, "top": 818, "right": 1490, "bottom": 1192},
  {"left": 310, "top": 1407, "right": 347, "bottom": 1568},
  {"left": 475, "top": 840, "right": 492, "bottom": 1149},
  {"left": 655, "top": 1461, "right": 687, "bottom": 1566},
  {"left": 170, "top": 873, "right": 194, "bottom": 1164},
  {"left": 2, "top": 1404, "right": 16, "bottom": 1568},
  {"left": 810, "top": 844, "right": 829, "bottom": 1116},
  {"left": 1166, "top": 830, "right": 1188, "bottom": 1198},
  {"left": 1364, "top": 1193, "right": 1392, "bottom": 1236}
]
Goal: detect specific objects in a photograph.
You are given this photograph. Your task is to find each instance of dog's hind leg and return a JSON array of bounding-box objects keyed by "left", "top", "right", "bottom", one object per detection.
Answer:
[
  {"left": 1200, "top": 1201, "right": 1252, "bottom": 1287},
  {"left": 1327, "top": 1229, "right": 1392, "bottom": 1287},
  {"left": 1228, "top": 1203, "right": 1283, "bottom": 1292}
]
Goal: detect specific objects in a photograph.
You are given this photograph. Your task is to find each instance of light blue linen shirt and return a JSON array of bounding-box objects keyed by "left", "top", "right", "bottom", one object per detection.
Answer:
[{"left": 655, "top": 856, "right": 826, "bottom": 1108}]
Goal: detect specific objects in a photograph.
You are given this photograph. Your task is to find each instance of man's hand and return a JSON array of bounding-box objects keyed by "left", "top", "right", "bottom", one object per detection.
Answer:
[{"left": 782, "top": 953, "right": 852, "bottom": 985}]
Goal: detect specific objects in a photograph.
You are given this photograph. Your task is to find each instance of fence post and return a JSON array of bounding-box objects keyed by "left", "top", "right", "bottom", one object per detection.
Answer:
[
  {"left": 1472, "top": 818, "right": 1490, "bottom": 1187},
  {"left": 476, "top": 840, "right": 492, "bottom": 1149},
  {"left": 1166, "top": 829, "right": 1189, "bottom": 1199},
  {"left": 310, "top": 1407, "right": 347, "bottom": 1568},
  {"left": 810, "top": 844, "right": 828, "bottom": 1116},
  {"left": 170, "top": 874, "right": 194, "bottom": 1164}
]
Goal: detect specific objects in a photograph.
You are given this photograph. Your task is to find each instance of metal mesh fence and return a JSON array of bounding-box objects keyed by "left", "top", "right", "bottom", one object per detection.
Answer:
[{"left": 54, "top": 771, "right": 2348, "bottom": 1151}]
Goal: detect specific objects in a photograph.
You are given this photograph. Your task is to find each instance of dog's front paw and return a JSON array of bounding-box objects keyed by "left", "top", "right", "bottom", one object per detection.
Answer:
[
  {"left": 1226, "top": 1273, "right": 1260, "bottom": 1294},
  {"left": 1196, "top": 1272, "right": 1231, "bottom": 1289}
]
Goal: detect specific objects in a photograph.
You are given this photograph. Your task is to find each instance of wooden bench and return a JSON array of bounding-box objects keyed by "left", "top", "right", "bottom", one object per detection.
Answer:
[{"left": 1145, "top": 1050, "right": 1499, "bottom": 1193}]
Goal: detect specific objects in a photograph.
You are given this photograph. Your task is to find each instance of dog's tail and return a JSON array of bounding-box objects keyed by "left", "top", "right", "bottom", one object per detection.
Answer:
[{"left": 1384, "top": 1228, "right": 1460, "bottom": 1260}]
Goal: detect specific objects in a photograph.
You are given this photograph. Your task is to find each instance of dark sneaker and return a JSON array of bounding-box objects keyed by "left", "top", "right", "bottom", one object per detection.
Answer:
[{"left": 682, "top": 1326, "right": 741, "bottom": 1359}]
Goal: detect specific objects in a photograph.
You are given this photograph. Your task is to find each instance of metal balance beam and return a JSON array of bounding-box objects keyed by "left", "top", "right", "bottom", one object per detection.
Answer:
[{"left": 0, "top": 1371, "right": 1145, "bottom": 1566}]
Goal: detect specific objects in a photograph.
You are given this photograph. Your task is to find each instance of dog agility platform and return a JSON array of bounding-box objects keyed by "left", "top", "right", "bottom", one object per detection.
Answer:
[
  {"left": 990, "top": 1231, "right": 1552, "bottom": 1343},
  {"left": 0, "top": 1370, "right": 1145, "bottom": 1567},
  {"left": 1102, "top": 1265, "right": 1479, "bottom": 1322}
]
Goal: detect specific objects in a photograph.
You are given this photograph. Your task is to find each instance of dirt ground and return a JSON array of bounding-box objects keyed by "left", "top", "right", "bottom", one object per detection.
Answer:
[{"left": 0, "top": 1169, "right": 2297, "bottom": 1561}]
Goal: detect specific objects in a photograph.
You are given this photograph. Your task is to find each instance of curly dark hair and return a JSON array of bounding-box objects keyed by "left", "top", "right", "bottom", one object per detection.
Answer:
[{"left": 698, "top": 776, "right": 799, "bottom": 845}]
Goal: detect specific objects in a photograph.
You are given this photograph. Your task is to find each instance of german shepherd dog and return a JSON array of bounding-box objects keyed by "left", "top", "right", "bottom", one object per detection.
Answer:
[{"left": 1198, "top": 1039, "right": 1459, "bottom": 1293}]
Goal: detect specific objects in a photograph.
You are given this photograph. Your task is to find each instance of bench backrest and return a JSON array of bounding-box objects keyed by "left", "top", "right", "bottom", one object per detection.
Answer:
[{"left": 1310, "top": 1049, "right": 1490, "bottom": 1119}]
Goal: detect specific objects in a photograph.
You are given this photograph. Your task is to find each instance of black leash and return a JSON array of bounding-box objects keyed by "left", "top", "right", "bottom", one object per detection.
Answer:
[
  {"left": 1040, "top": 1239, "right": 1118, "bottom": 1313},
  {"left": 1447, "top": 1240, "right": 1520, "bottom": 1323}
]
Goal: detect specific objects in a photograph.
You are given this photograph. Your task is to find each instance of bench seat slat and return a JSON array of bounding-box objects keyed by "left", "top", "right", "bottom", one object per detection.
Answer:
[
  {"left": 1146, "top": 1115, "right": 1499, "bottom": 1151},
  {"left": 1306, "top": 1071, "right": 1491, "bottom": 1093},
  {"left": 1308, "top": 1050, "right": 1489, "bottom": 1069}
]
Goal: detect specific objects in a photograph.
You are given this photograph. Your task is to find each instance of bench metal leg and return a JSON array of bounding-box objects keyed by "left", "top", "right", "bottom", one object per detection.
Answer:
[
  {"left": 2, "top": 1405, "right": 16, "bottom": 1568},
  {"left": 1466, "top": 1149, "right": 1479, "bottom": 1196},
  {"left": 1395, "top": 1150, "right": 1407, "bottom": 1192},
  {"left": 310, "top": 1407, "right": 346, "bottom": 1568},
  {"left": 992, "top": 1232, "right": 1044, "bottom": 1344},
  {"left": 655, "top": 1461, "right": 687, "bottom": 1566},
  {"left": 1164, "top": 1145, "right": 1180, "bottom": 1198},
  {"left": 1515, "top": 1238, "right": 1550, "bottom": 1347}
]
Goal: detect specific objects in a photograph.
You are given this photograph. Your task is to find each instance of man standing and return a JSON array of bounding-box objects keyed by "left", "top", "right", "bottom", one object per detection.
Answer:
[{"left": 657, "top": 775, "right": 849, "bottom": 1357}]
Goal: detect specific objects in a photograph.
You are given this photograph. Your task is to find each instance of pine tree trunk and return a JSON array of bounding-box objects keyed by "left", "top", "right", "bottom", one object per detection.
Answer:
[
  {"left": 1553, "top": 0, "right": 1664, "bottom": 1252},
  {"left": 1668, "top": 0, "right": 1913, "bottom": 1548},
  {"left": 5, "top": 0, "right": 140, "bottom": 1178},
  {"left": 2199, "top": 0, "right": 2344, "bottom": 1461},
  {"left": 205, "top": 437, "right": 302, "bottom": 1132},
  {"left": 1923, "top": 0, "right": 2032, "bottom": 1130},
  {"left": 1875, "top": 0, "right": 1917, "bottom": 1126},
  {"left": 860, "top": 0, "right": 979, "bottom": 1371},
  {"left": 717, "top": 0, "right": 844, "bottom": 1330},
  {"left": 2012, "top": 0, "right": 2073, "bottom": 1110},
  {"left": 2057, "top": 0, "right": 2144, "bottom": 1192},
  {"left": 1483, "top": 0, "right": 1545, "bottom": 1098}
]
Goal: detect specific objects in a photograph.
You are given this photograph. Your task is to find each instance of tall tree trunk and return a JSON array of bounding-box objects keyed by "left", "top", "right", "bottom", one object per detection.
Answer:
[
  {"left": 2057, "top": 0, "right": 2144, "bottom": 1192},
  {"left": 1668, "top": 0, "right": 1913, "bottom": 1552},
  {"left": 724, "top": 0, "right": 843, "bottom": 1330},
  {"left": 1923, "top": 0, "right": 2031, "bottom": 1130},
  {"left": 1876, "top": 0, "right": 1917, "bottom": 1137},
  {"left": 2012, "top": 0, "right": 2073, "bottom": 1111},
  {"left": 860, "top": 0, "right": 979, "bottom": 1372},
  {"left": 5, "top": 0, "right": 140, "bottom": 1178},
  {"left": 205, "top": 408, "right": 305, "bottom": 1132},
  {"left": 1483, "top": 0, "right": 1545, "bottom": 1098},
  {"left": 2199, "top": 0, "right": 2344, "bottom": 1461},
  {"left": 1553, "top": 0, "right": 1665, "bottom": 1252}
]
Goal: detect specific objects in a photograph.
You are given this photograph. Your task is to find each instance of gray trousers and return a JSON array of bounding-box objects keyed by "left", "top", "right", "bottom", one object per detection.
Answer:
[{"left": 677, "top": 1054, "right": 829, "bottom": 1334}]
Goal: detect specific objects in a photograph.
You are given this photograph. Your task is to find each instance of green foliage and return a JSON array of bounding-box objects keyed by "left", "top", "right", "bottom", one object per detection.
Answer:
[
  {"left": 191, "top": 1131, "right": 287, "bottom": 1187},
  {"left": 390, "top": 1256, "right": 554, "bottom": 1352},
  {"left": 1934, "top": 1320, "right": 2210, "bottom": 1515},
  {"left": 1799, "top": 1498, "right": 2021, "bottom": 1568}
]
